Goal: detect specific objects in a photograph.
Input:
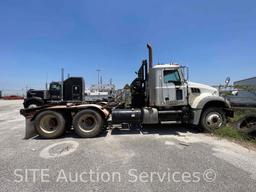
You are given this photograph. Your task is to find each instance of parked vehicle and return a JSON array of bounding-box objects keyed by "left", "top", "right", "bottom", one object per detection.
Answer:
[
  {"left": 24, "top": 77, "right": 85, "bottom": 108},
  {"left": 20, "top": 44, "right": 233, "bottom": 139}
]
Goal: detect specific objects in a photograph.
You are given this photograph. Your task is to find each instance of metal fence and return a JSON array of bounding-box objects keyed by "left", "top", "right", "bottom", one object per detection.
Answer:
[{"left": 0, "top": 89, "right": 26, "bottom": 97}]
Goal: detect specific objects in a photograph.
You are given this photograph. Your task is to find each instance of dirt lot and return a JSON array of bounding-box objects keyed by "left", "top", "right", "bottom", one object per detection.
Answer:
[{"left": 0, "top": 100, "right": 256, "bottom": 192}]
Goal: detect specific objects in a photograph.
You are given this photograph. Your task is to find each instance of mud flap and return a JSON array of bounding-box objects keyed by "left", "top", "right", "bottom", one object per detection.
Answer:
[{"left": 24, "top": 118, "right": 38, "bottom": 139}]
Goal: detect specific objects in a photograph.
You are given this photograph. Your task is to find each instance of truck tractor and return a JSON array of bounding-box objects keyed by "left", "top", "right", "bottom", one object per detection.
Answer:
[
  {"left": 20, "top": 44, "right": 233, "bottom": 139},
  {"left": 24, "top": 77, "right": 85, "bottom": 108}
]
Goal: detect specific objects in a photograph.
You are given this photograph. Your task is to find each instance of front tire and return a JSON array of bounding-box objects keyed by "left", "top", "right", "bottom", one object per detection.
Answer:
[
  {"left": 200, "top": 107, "right": 226, "bottom": 132},
  {"left": 34, "top": 110, "right": 66, "bottom": 139},
  {"left": 28, "top": 104, "right": 39, "bottom": 109},
  {"left": 73, "top": 109, "right": 103, "bottom": 138},
  {"left": 24, "top": 99, "right": 44, "bottom": 109}
]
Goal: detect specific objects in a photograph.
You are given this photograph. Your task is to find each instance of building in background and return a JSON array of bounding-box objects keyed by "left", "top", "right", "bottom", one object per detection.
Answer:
[
  {"left": 234, "top": 77, "right": 256, "bottom": 87},
  {"left": 90, "top": 84, "right": 115, "bottom": 93},
  {"left": 84, "top": 83, "right": 116, "bottom": 102},
  {"left": 234, "top": 76, "right": 256, "bottom": 98},
  {"left": 227, "top": 76, "right": 256, "bottom": 106}
]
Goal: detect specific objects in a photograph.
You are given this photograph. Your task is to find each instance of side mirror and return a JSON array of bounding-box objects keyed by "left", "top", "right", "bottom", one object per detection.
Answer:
[
  {"left": 225, "top": 77, "right": 231, "bottom": 87},
  {"left": 181, "top": 66, "right": 189, "bottom": 81}
]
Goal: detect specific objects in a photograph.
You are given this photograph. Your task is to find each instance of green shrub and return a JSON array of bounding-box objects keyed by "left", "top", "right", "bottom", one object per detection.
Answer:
[
  {"left": 214, "top": 126, "right": 247, "bottom": 141},
  {"left": 214, "top": 126, "right": 256, "bottom": 145}
]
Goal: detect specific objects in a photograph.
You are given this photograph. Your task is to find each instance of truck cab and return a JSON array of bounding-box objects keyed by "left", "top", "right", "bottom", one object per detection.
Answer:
[{"left": 149, "top": 64, "right": 187, "bottom": 107}]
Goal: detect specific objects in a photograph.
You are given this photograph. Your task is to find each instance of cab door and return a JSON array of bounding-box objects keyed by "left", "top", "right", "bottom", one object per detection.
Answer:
[
  {"left": 162, "top": 69, "right": 187, "bottom": 106},
  {"left": 49, "top": 82, "right": 62, "bottom": 99}
]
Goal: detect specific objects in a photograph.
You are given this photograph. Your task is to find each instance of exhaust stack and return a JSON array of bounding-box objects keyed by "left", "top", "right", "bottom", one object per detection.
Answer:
[
  {"left": 147, "top": 43, "right": 153, "bottom": 69},
  {"left": 61, "top": 68, "right": 64, "bottom": 101}
]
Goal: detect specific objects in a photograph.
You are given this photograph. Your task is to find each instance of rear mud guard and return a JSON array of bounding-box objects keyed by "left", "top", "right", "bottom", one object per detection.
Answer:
[{"left": 24, "top": 118, "right": 37, "bottom": 139}]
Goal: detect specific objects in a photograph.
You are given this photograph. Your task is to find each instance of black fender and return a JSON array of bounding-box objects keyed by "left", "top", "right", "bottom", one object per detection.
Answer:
[{"left": 23, "top": 97, "right": 45, "bottom": 108}]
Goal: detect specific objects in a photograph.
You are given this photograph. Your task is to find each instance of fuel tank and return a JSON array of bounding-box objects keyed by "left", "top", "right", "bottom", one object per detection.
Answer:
[{"left": 112, "top": 109, "right": 142, "bottom": 123}]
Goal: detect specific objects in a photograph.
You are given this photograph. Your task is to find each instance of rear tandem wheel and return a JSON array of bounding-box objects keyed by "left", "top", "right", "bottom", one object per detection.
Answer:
[
  {"left": 73, "top": 109, "right": 104, "bottom": 138},
  {"left": 34, "top": 110, "right": 66, "bottom": 139}
]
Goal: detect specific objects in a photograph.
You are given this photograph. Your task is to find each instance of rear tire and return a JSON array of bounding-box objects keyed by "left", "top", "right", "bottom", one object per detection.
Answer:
[
  {"left": 200, "top": 107, "right": 226, "bottom": 132},
  {"left": 73, "top": 109, "right": 103, "bottom": 138},
  {"left": 35, "top": 110, "right": 66, "bottom": 139},
  {"left": 236, "top": 115, "right": 256, "bottom": 134}
]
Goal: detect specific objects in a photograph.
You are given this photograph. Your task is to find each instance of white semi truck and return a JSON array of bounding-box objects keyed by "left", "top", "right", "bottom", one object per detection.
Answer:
[{"left": 20, "top": 44, "right": 233, "bottom": 139}]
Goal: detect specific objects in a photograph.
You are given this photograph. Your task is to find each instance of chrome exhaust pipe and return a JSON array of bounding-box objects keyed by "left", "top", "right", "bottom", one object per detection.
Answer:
[{"left": 147, "top": 43, "right": 153, "bottom": 69}]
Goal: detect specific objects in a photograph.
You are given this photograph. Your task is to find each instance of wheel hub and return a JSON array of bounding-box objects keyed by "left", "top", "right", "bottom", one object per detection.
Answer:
[
  {"left": 78, "top": 115, "right": 96, "bottom": 132},
  {"left": 40, "top": 115, "right": 58, "bottom": 133},
  {"left": 206, "top": 112, "right": 223, "bottom": 129}
]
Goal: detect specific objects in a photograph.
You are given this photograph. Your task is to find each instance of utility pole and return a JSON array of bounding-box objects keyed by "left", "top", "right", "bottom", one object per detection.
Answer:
[
  {"left": 96, "top": 69, "right": 101, "bottom": 85},
  {"left": 96, "top": 69, "right": 101, "bottom": 91},
  {"left": 100, "top": 76, "right": 103, "bottom": 91},
  {"left": 61, "top": 68, "right": 64, "bottom": 101},
  {"left": 46, "top": 72, "right": 48, "bottom": 91}
]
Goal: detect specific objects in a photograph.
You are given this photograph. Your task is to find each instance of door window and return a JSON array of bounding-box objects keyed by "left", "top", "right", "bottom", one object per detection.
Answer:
[{"left": 163, "top": 70, "right": 181, "bottom": 85}]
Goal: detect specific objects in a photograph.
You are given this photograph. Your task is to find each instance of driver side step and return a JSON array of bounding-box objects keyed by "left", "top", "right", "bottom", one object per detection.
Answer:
[
  {"left": 161, "top": 121, "right": 182, "bottom": 124},
  {"left": 158, "top": 110, "right": 183, "bottom": 114},
  {"left": 158, "top": 110, "right": 184, "bottom": 122}
]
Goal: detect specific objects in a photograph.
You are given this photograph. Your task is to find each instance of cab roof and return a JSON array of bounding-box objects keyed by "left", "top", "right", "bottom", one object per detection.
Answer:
[{"left": 152, "top": 64, "right": 180, "bottom": 69}]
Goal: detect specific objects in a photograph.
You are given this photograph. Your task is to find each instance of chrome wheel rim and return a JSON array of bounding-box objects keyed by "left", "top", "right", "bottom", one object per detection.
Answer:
[{"left": 206, "top": 112, "right": 223, "bottom": 129}]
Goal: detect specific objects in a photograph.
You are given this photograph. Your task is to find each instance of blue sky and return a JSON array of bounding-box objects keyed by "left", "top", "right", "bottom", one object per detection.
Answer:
[{"left": 0, "top": 0, "right": 256, "bottom": 91}]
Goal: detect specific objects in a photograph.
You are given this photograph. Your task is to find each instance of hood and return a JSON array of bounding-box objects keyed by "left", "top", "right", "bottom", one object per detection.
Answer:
[{"left": 188, "top": 81, "right": 218, "bottom": 95}]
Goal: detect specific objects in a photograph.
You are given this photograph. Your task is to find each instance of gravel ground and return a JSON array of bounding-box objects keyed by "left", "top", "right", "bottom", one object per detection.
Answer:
[{"left": 0, "top": 100, "right": 256, "bottom": 192}]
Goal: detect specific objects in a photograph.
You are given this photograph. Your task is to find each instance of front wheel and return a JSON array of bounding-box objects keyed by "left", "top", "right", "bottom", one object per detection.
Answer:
[
  {"left": 24, "top": 99, "right": 44, "bottom": 109},
  {"left": 200, "top": 107, "right": 227, "bottom": 132}
]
